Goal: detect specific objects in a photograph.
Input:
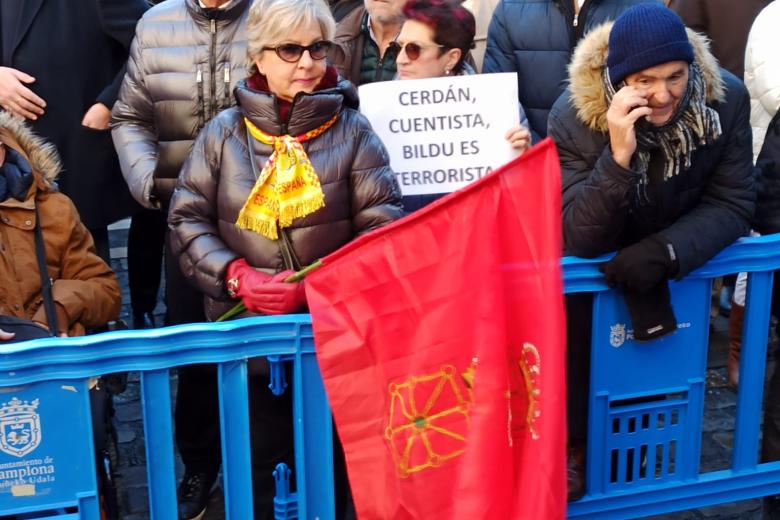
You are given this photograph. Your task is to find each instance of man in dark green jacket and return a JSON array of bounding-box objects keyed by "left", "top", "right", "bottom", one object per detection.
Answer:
[{"left": 329, "top": 0, "right": 405, "bottom": 85}]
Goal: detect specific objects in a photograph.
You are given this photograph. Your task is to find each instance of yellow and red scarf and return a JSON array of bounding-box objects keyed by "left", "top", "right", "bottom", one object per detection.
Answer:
[{"left": 236, "top": 114, "right": 338, "bottom": 240}]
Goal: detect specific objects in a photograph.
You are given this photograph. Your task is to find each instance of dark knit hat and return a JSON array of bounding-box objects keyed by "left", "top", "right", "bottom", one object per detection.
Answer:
[{"left": 607, "top": 3, "right": 694, "bottom": 85}]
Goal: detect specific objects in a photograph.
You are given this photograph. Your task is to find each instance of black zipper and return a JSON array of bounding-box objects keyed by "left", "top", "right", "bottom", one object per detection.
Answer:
[
  {"left": 374, "top": 37, "right": 396, "bottom": 83},
  {"left": 277, "top": 225, "right": 302, "bottom": 271},
  {"left": 275, "top": 97, "right": 288, "bottom": 135},
  {"left": 374, "top": 44, "right": 385, "bottom": 83},
  {"left": 209, "top": 18, "right": 217, "bottom": 120},
  {"left": 278, "top": 91, "right": 305, "bottom": 135}
]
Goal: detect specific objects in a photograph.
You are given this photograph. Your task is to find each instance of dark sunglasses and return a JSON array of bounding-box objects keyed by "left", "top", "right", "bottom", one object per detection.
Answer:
[
  {"left": 264, "top": 40, "right": 332, "bottom": 63},
  {"left": 388, "top": 41, "right": 445, "bottom": 61}
]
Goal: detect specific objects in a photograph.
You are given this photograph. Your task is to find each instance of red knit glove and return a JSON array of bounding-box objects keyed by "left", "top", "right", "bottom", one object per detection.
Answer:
[
  {"left": 242, "top": 269, "right": 306, "bottom": 315},
  {"left": 226, "top": 258, "right": 273, "bottom": 299}
]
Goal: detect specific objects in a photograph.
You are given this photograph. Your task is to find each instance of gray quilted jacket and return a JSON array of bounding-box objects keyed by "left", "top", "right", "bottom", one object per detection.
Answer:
[
  {"left": 111, "top": 0, "right": 250, "bottom": 209},
  {"left": 168, "top": 76, "right": 404, "bottom": 320}
]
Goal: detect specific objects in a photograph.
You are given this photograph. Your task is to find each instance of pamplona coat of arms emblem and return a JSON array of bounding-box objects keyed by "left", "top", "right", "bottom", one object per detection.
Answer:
[
  {"left": 0, "top": 398, "right": 42, "bottom": 458},
  {"left": 610, "top": 323, "right": 626, "bottom": 348}
]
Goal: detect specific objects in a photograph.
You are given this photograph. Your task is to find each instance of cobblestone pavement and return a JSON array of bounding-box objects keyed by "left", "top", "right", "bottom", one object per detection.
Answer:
[{"left": 107, "top": 220, "right": 768, "bottom": 519}]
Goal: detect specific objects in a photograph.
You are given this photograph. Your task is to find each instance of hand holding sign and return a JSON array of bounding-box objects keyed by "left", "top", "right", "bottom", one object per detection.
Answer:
[
  {"left": 505, "top": 125, "right": 531, "bottom": 153},
  {"left": 359, "top": 73, "right": 523, "bottom": 197}
]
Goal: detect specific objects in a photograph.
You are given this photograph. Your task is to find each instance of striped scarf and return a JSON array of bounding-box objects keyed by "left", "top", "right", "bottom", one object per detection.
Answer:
[
  {"left": 603, "top": 63, "right": 721, "bottom": 204},
  {"left": 236, "top": 114, "right": 338, "bottom": 240}
]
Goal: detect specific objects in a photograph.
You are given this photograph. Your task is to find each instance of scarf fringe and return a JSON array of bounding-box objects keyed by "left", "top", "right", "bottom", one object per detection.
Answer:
[
  {"left": 278, "top": 194, "right": 325, "bottom": 227},
  {"left": 236, "top": 213, "right": 280, "bottom": 240}
]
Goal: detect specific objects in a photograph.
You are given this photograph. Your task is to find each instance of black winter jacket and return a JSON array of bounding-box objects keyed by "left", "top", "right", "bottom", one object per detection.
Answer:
[
  {"left": 168, "top": 76, "right": 404, "bottom": 320},
  {"left": 548, "top": 23, "right": 755, "bottom": 277},
  {"left": 483, "top": 0, "right": 660, "bottom": 139},
  {"left": 2, "top": 0, "right": 148, "bottom": 229},
  {"left": 754, "top": 111, "right": 780, "bottom": 235}
]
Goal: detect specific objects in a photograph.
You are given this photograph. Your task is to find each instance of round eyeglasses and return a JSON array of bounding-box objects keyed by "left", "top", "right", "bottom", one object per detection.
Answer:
[
  {"left": 388, "top": 41, "right": 445, "bottom": 61},
  {"left": 264, "top": 41, "right": 333, "bottom": 63}
]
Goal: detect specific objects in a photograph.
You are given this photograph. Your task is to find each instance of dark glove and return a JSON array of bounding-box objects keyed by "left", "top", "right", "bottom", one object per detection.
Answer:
[
  {"left": 624, "top": 281, "right": 677, "bottom": 342},
  {"left": 242, "top": 269, "right": 306, "bottom": 315},
  {"left": 226, "top": 258, "right": 273, "bottom": 299},
  {"left": 600, "top": 234, "right": 678, "bottom": 293}
]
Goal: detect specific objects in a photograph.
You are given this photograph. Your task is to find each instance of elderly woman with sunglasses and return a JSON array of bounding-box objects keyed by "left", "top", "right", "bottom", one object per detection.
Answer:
[
  {"left": 391, "top": 0, "right": 532, "bottom": 211},
  {"left": 168, "top": 0, "right": 403, "bottom": 515}
]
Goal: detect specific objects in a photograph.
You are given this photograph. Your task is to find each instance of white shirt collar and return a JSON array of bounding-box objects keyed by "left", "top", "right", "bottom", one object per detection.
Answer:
[
  {"left": 199, "top": 0, "right": 236, "bottom": 9},
  {"left": 367, "top": 14, "right": 378, "bottom": 44}
]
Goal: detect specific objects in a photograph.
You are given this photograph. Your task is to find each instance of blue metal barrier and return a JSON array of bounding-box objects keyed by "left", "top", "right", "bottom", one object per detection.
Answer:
[
  {"left": 1, "top": 235, "right": 780, "bottom": 519},
  {"left": 566, "top": 234, "right": 780, "bottom": 518},
  {"left": 0, "top": 316, "right": 334, "bottom": 520}
]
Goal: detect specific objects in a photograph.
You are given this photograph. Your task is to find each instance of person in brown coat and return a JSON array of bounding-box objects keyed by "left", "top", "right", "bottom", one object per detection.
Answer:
[{"left": 0, "top": 112, "right": 120, "bottom": 340}]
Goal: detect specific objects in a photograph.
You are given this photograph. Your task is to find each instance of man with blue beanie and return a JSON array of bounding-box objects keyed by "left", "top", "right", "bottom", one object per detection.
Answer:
[{"left": 548, "top": 3, "right": 754, "bottom": 500}]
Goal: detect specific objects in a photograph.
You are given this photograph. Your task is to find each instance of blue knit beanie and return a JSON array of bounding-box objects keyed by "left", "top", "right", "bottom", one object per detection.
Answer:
[{"left": 607, "top": 3, "right": 694, "bottom": 85}]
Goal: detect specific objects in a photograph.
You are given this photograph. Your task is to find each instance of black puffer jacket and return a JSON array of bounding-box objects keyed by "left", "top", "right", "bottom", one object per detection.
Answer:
[
  {"left": 111, "top": 0, "right": 250, "bottom": 209},
  {"left": 548, "top": 23, "right": 755, "bottom": 277},
  {"left": 168, "top": 76, "right": 404, "bottom": 319},
  {"left": 754, "top": 111, "right": 780, "bottom": 235},
  {"left": 483, "top": 0, "right": 660, "bottom": 139}
]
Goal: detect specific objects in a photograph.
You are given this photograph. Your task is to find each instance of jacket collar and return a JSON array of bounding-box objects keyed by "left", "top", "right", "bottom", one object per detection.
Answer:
[
  {"left": 334, "top": 5, "right": 367, "bottom": 42},
  {"left": 185, "top": 0, "right": 249, "bottom": 28},
  {"left": 567, "top": 22, "right": 725, "bottom": 132},
  {"left": 235, "top": 71, "right": 359, "bottom": 137}
]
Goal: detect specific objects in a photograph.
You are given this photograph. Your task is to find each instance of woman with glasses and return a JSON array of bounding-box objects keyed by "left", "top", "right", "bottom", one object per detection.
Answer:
[
  {"left": 392, "top": 0, "right": 532, "bottom": 211},
  {"left": 168, "top": 0, "right": 403, "bottom": 515}
]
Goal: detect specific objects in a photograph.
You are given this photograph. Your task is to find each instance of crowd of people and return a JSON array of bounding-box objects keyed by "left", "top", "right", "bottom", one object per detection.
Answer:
[{"left": 1, "top": 0, "right": 780, "bottom": 518}]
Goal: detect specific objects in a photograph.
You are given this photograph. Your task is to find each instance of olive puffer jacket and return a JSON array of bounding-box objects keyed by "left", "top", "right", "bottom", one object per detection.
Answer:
[
  {"left": 168, "top": 77, "right": 404, "bottom": 320},
  {"left": 548, "top": 23, "right": 755, "bottom": 277},
  {"left": 111, "top": 0, "right": 250, "bottom": 209}
]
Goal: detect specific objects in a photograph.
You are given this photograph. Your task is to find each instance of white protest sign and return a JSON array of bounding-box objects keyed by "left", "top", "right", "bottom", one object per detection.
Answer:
[{"left": 359, "top": 73, "right": 520, "bottom": 196}]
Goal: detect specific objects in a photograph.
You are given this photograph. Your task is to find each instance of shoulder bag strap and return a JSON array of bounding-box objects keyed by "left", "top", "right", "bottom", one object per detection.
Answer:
[{"left": 34, "top": 205, "right": 58, "bottom": 336}]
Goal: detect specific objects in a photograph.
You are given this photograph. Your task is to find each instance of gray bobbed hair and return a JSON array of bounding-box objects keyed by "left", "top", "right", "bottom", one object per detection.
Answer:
[{"left": 246, "top": 0, "right": 336, "bottom": 74}]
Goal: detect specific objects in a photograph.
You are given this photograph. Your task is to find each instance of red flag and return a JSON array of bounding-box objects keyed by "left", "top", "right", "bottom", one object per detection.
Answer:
[{"left": 306, "top": 139, "right": 567, "bottom": 519}]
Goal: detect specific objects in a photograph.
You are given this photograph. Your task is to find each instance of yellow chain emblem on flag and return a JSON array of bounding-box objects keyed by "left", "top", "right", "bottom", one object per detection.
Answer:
[{"left": 385, "top": 363, "right": 475, "bottom": 478}]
